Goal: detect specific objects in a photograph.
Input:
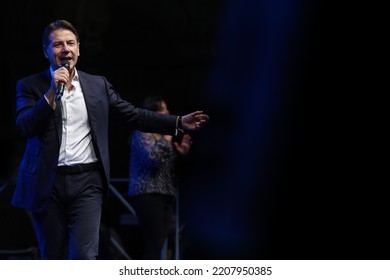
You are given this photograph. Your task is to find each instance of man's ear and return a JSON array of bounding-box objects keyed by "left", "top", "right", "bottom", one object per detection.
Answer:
[{"left": 43, "top": 47, "right": 48, "bottom": 58}]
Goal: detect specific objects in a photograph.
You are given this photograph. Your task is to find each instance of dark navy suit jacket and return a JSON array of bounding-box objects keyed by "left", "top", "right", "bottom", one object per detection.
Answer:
[{"left": 12, "top": 69, "right": 177, "bottom": 212}]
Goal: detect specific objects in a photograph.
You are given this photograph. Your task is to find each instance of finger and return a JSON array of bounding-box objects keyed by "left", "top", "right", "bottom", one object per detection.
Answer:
[
  {"left": 189, "top": 111, "right": 203, "bottom": 119},
  {"left": 195, "top": 114, "right": 209, "bottom": 121}
]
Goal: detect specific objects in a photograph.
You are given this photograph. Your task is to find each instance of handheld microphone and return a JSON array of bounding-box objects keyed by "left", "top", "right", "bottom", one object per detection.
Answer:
[{"left": 56, "top": 60, "right": 71, "bottom": 101}]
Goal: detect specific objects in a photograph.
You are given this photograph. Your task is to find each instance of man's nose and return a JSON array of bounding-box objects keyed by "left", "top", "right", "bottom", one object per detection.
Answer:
[{"left": 62, "top": 44, "right": 70, "bottom": 52}]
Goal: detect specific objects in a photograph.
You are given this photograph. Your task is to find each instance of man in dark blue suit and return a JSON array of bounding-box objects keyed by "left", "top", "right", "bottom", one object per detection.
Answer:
[{"left": 12, "top": 19, "right": 209, "bottom": 259}]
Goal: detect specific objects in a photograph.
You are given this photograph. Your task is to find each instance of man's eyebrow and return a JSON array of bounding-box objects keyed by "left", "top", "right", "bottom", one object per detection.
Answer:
[{"left": 52, "top": 39, "right": 77, "bottom": 45}]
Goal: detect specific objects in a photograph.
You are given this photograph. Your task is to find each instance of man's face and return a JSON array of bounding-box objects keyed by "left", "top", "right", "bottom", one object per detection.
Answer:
[{"left": 44, "top": 28, "right": 80, "bottom": 70}]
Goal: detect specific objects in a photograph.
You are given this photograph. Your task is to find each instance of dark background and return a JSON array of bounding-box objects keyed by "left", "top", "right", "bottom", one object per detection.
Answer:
[{"left": 0, "top": 0, "right": 387, "bottom": 259}]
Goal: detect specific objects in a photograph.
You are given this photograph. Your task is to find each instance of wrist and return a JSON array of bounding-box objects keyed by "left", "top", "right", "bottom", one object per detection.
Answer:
[
  {"left": 44, "top": 89, "right": 57, "bottom": 109},
  {"left": 177, "top": 116, "right": 183, "bottom": 129},
  {"left": 175, "top": 116, "right": 183, "bottom": 136}
]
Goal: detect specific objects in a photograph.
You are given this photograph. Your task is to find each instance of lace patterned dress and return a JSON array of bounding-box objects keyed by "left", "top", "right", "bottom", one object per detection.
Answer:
[{"left": 128, "top": 131, "right": 177, "bottom": 197}]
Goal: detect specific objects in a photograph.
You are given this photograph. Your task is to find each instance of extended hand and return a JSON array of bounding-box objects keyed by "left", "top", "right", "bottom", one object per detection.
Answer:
[
  {"left": 174, "top": 134, "right": 192, "bottom": 155},
  {"left": 182, "top": 111, "right": 209, "bottom": 131}
]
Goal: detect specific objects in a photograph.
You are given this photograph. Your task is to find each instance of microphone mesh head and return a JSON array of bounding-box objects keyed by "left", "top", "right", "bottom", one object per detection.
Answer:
[{"left": 61, "top": 60, "right": 70, "bottom": 72}]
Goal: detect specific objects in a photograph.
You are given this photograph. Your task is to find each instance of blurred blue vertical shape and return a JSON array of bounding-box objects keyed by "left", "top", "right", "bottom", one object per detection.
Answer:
[
  {"left": 187, "top": 0, "right": 316, "bottom": 258},
  {"left": 213, "top": 0, "right": 295, "bottom": 186}
]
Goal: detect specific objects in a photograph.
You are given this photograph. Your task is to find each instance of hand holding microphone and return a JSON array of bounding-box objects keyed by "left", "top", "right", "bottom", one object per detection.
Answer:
[{"left": 56, "top": 60, "right": 71, "bottom": 100}]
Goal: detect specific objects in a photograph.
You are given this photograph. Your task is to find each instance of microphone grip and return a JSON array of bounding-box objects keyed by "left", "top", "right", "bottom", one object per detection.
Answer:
[
  {"left": 55, "top": 60, "right": 70, "bottom": 100},
  {"left": 56, "top": 82, "right": 66, "bottom": 100}
]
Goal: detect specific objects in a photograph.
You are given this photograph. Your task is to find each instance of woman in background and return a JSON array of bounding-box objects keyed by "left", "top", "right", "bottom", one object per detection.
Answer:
[{"left": 128, "top": 96, "right": 191, "bottom": 259}]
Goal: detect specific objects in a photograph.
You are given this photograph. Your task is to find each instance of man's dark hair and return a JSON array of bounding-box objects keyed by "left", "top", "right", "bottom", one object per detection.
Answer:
[{"left": 42, "top": 19, "right": 80, "bottom": 49}]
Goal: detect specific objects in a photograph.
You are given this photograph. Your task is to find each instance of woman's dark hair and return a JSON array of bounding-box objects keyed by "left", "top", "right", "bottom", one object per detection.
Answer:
[
  {"left": 139, "top": 96, "right": 165, "bottom": 112},
  {"left": 42, "top": 19, "right": 80, "bottom": 49}
]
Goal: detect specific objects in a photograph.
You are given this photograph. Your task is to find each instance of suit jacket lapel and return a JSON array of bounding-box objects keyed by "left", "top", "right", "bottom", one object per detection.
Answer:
[
  {"left": 78, "top": 71, "right": 99, "bottom": 142},
  {"left": 54, "top": 102, "right": 62, "bottom": 143},
  {"left": 43, "top": 69, "right": 62, "bottom": 145}
]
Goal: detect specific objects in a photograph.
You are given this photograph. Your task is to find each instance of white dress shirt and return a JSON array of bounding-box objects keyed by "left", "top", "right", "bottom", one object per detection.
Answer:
[{"left": 50, "top": 68, "right": 98, "bottom": 166}]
